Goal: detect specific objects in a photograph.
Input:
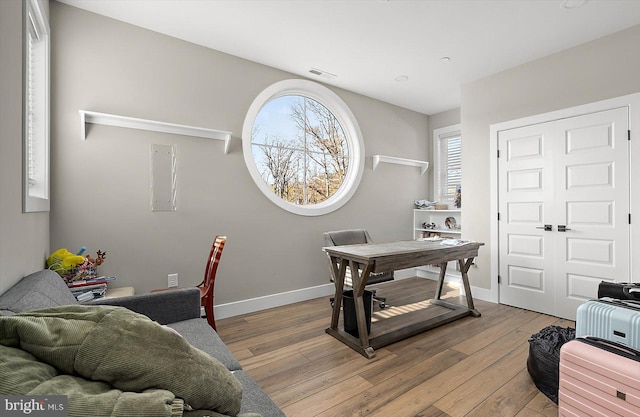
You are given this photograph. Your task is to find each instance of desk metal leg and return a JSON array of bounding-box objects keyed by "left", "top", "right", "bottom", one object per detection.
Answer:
[{"left": 458, "top": 257, "right": 481, "bottom": 317}]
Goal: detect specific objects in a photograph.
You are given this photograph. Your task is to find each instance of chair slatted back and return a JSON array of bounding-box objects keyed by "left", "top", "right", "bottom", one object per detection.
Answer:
[{"left": 200, "top": 235, "right": 226, "bottom": 293}]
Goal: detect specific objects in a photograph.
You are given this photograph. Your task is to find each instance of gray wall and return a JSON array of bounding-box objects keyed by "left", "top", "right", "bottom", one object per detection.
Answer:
[
  {"left": 49, "top": 2, "right": 430, "bottom": 304},
  {"left": 430, "top": 108, "right": 460, "bottom": 132},
  {"left": 461, "top": 24, "right": 640, "bottom": 290},
  {"left": 0, "top": 0, "right": 50, "bottom": 295}
]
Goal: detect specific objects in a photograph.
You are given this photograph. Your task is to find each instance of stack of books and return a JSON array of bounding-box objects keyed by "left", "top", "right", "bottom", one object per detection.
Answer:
[{"left": 68, "top": 276, "right": 116, "bottom": 302}]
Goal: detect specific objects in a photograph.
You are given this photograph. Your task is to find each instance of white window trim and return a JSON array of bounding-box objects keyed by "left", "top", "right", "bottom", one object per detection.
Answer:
[
  {"left": 242, "top": 79, "right": 365, "bottom": 216},
  {"left": 23, "top": 0, "right": 50, "bottom": 213},
  {"left": 432, "top": 124, "right": 461, "bottom": 206}
]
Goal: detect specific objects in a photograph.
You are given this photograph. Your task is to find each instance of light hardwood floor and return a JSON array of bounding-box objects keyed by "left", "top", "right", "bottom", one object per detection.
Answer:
[{"left": 217, "top": 277, "right": 573, "bottom": 417}]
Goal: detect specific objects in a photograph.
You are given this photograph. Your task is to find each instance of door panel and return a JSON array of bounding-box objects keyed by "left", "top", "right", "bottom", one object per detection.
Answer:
[
  {"left": 566, "top": 162, "right": 613, "bottom": 189},
  {"left": 554, "top": 108, "right": 629, "bottom": 319},
  {"left": 508, "top": 234, "right": 544, "bottom": 257},
  {"left": 507, "top": 169, "right": 543, "bottom": 191},
  {"left": 507, "top": 202, "right": 543, "bottom": 223},
  {"left": 499, "top": 107, "right": 629, "bottom": 320},
  {"left": 565, "top": 238, "right": 614, "bottom": 264},
  {"left": 508, "top": 266, "right": 545, "bottom": 291},
  {"left": 566, "top": 201, "right": 612, "bottom": 225},
  {"left": 565, "top": 273, "right": 606, "bottom": 301},
  {"left": 565, "top": 123, "right": 613, "bottom": 153},
  {"left": 499, "top": 121, "right": 556, "bottom": 316},
  {"left": 507, "top": 134, "right": 544, "bottom": 159}
]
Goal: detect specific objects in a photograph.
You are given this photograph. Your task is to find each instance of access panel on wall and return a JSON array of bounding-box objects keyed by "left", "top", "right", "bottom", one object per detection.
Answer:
[{"left": 498, "top": 107, "right": 629, "bottom": 320}]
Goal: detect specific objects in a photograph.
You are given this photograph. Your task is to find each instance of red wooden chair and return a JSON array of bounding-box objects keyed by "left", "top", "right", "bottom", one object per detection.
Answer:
[
  {"left": 152, "top": 235, "right": 226, "bottom": 330},
  {"left": 198, "top": 235, "right": 226, "bottom": 330}
]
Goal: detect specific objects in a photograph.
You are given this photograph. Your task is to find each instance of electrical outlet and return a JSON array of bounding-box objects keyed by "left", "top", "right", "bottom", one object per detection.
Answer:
[{"left": 168, "top": 273, "right": 179, "bottom": 288}]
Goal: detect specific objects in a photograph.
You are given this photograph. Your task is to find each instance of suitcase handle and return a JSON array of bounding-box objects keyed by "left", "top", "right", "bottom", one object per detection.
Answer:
[
  {"left": 600, "top": 297, "right": 640, "bottom": 310},
  {"left": 583, "top": 336, "right": 640, "bottom": 358}
]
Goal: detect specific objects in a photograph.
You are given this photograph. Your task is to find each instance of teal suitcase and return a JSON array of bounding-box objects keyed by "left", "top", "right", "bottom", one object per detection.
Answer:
[{"left": 576, "top": 298, "right": 640, "bottom": 349}]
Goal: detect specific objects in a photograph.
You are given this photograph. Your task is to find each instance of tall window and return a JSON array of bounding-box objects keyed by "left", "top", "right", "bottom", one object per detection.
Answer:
[
  {"left": 433, "top": 124, "right": 461, "bottom": 207},
  {"left": 23, "top": 0, "right": 50, "bottom": 212},
  {"left": 243, "top": 80, "right": 364, "bottom": 216}
]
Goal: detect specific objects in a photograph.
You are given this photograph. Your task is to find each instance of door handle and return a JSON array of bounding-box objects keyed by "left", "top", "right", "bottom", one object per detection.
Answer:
[
  {"left": 558, "top": 225, "right": 572, "bottom": 232},
  {"left": 536, "top": 224, "right": 553, "bottom": 231}
]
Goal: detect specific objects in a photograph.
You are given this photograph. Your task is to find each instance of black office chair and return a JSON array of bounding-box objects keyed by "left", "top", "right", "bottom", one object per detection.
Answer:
[{"left": 323, "top": 229, "right": 394, "bottom": 309}]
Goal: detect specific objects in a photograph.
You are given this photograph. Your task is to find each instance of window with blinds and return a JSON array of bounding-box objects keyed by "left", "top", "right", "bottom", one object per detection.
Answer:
[
  {"left": 23, "top": 0, "right": 50, "bottom": 212},
  {"left": 433, "top": 125, "right": 461, "bottom": 206}
]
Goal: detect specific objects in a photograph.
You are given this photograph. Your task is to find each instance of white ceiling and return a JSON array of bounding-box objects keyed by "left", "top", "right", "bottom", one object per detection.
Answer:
[{"left": 56, "top": 0, "right": 640, "bottom": 115}]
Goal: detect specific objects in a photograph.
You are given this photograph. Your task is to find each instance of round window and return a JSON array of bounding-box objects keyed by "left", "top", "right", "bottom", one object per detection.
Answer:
[{"left": 242, "top": 79, "right": 364, "bottom": 216}]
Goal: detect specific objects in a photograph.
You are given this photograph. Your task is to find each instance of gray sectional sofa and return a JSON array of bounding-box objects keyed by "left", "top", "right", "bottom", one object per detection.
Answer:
[{"left": 0, "top": 269, "right": 284, "bottom": 417}]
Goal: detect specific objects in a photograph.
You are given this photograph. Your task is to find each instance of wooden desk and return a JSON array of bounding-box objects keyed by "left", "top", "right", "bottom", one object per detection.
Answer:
[{"left": 324, "top": 239, "right": 484, "bottom": 358}]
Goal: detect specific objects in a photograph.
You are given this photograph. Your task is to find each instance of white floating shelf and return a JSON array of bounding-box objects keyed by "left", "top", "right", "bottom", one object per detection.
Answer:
[
  {"left": 372, "top": 155, "right": 429, "bottom": 175},
  {"left": 79, "top": 110, "right": 233, "bottom": 154}
]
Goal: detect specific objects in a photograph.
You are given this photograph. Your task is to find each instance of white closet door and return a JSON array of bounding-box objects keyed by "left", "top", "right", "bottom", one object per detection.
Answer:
[
  {"left": 498, "top": 121, "right": 556, "bottom": 316},
  {"left": 554, "top": 108, "right": 629, "bottom": 319},
  {"left": 498, "top": 107, "right": 629, "bottom": 320}
]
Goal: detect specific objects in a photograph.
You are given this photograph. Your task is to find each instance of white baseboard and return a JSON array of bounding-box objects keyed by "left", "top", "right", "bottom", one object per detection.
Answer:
[
  {"left": 214, "top": 268, "right": 418, "bottom": 320},
  {"left": 470, "top": 285, "right": 498, "bottom": 303},
  {"left": 415, "top": 267, "right": 498, "bottom": 303},
  {"left": 391, "top": 268, "right": 416, "bottom": 280},
  {"left": 211, "top": 279, "right": 499, "bottom": 320},
  {"left": 213, "top": 269, "right": 494, "bottom": 320},
  {"left": 214, "top": 283, "right": 335, "bottom": 320},
  {"left": 415, "top": 267, "right": 462, "bottom": 287}
]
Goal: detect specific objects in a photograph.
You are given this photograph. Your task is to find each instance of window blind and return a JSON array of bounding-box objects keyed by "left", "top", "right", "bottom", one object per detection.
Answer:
[
  {"left": 436, "top": 133, "right": 461, "bottom": 204},
  {"left": 23, "top": 0, "right": 50, "bottom": 212},
  {"left": 27, "top": 23, "right": 37, "bottom": 188}
]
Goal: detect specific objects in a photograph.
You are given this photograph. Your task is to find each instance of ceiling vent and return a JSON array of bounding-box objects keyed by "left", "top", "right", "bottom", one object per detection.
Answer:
[{"left": 309, "top": 68, "right": 337, "bottom": 80}]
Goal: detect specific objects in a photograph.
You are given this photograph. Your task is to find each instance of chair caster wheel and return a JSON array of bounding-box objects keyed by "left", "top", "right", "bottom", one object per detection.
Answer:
[{"left": 379, "top": 302, "right": 386, "bottom": 309}]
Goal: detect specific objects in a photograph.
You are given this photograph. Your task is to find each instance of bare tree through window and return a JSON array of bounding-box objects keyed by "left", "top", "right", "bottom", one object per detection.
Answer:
[{"left": 251, "top": 95, "right": 350, "bottom": 206}]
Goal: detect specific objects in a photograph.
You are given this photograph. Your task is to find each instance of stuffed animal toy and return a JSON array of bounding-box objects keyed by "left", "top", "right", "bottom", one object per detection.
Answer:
[
  {"left": 47, "top": 248, "right": 85, "bottom": 275},
  {"left": 86, "top": 250, "right": 106, "bottom": 266}
]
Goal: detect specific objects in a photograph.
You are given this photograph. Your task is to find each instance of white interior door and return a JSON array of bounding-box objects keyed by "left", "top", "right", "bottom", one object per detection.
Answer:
[
  {"left": 498, "top": 107, "right": 629, "bottom": 320},
  {"left": 554, "top": 108, "right": 630, "bottom": 319},
  {"left": 498, "top": 121, "right": 557, "bottom": 316}
]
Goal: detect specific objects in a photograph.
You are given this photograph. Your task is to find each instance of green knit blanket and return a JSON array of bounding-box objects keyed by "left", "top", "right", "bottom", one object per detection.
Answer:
[{"left": 0, "top": 305, "right": 262, "bottom": 417}]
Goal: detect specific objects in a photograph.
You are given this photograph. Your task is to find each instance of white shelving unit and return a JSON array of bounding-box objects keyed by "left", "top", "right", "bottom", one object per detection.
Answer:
[
  {"left": 372, "top": 155, "right": 429, "bottom": 175},
  {"left": 413, "top": 208, "right": 462, "bottom": 279},
  {"left": 413, "top": 208, "right": 461, "bottom": 239},
  {"left": 79, "top": 110, "right": 233, "bottom": 154}
]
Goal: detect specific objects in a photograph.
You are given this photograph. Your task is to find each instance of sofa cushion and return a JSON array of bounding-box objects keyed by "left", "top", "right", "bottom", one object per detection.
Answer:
[
  {"left": 92, "top": 288, "right": 201, "bottom": 325},
  {"left": 167, "top": 318, "right": 242, "bottom": 371},
  {"left": 0, "top": 270, "right": 77, "bottom": 315}
]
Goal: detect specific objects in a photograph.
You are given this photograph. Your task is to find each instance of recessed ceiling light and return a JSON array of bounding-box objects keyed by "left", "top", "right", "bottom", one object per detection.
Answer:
[
  {"left": 395, "top": 75, "right": 409, "bottom": 82},
  {"left": 561, "top": 0, "right": 588, "bottom": 9}
]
